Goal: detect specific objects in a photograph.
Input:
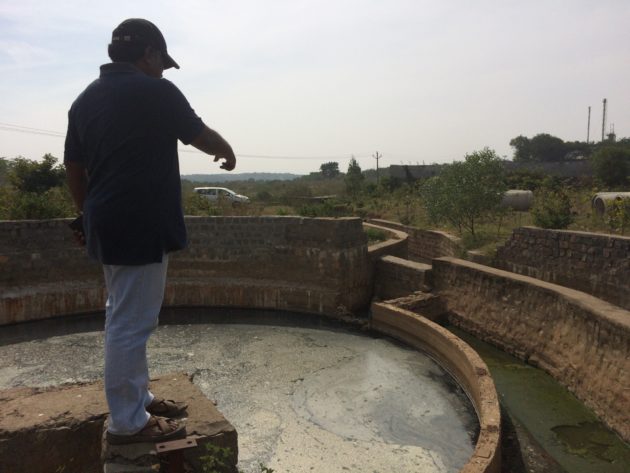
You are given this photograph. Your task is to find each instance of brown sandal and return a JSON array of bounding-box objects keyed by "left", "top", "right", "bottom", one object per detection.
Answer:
[
  {"left": 147, "top": 398, "right": 188, "bottom": 417},
  {"left": 107, "top": 415, "right": 186, "bottom": 445}
]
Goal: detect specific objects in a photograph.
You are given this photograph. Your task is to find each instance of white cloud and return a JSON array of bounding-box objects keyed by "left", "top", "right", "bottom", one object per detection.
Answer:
[{"left": 0, "top": 40, "right": 56, "bottom": 69}]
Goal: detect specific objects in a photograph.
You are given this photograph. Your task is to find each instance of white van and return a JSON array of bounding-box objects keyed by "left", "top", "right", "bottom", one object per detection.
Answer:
[{"left": 193, "top": 187, "right": 249, "bottom": 204}]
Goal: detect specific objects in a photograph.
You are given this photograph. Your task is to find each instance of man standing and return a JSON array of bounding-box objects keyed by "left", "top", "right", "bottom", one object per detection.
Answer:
[{"left": 64, "top": 18, "right": 236, "bottom": 444}]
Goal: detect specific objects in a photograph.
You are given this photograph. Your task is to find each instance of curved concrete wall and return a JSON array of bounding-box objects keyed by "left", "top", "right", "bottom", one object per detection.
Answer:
[
  {"left": 364, "top": 222, "right": 409, "bottom": 260},
  {"left": 0, "top": 217, "right": 372, "bottom": 325},
  {"left": 0, "top": 217, "right": 503, "bottom": 473},
  {"left": 432, "top": 257, "right": 630, "bottom": 444},
  {"left": 371, "top": 303, "right": 501, "bottom": 473},
  {"left": 366, "top": 219, "right": 462, "bottom": 261}
]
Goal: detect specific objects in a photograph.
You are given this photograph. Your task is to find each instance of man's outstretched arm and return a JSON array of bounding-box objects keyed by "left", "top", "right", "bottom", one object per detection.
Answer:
[{"left": 191, "top": 125, "right": 236, "bottom": 171}]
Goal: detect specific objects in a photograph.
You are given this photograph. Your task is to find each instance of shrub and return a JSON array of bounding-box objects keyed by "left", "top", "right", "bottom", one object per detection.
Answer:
[
  {"left": 590, "top": 146, "right": 630, "bottom": 187},
  {"left": 531, "top": 186, "right": 574, "bottom": 229},
  {"left": 1, "top": 187, "right": 75, "bottom": 219},
  {"left": 605, "top": 197, "right": 630, "bottom": 234},
  {"left": 365, "top": 227, "right": 388, "bottom": 243},
  {"left": 183, "top": 192, "right": 220, "bottom": 216}
]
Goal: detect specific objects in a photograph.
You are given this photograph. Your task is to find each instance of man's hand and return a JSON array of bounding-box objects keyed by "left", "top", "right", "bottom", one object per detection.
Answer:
[
  {"left": 72, "top": 229, "right": 86, "bottom": 246},
  {"left": 214, "top": 152, "right": 236, "bottom": 171},
  {"left": 68, "top": 215, "right": 86, "bottom": 246}
]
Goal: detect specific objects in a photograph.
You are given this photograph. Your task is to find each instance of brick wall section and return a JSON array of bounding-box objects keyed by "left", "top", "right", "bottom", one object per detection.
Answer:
[
  {"left": 0, "top": 219, "right": 102, "bottom": 285},
  {"left": 366, "top": 219, "right": 462, "bottom": 261},
  {"left": 432, "top": 257, "right": 630, "bottom": 444},
  {"left": 0, "top": 217, "right": 372, "bottom": 324},
  {"left": 172, "top": 216, "right": 369, "bottom": 290},
  {"left": 495, "top": 227, "right": 630, "bottom": 310},
  {"left": 374, "top": 256, "right": 432, "bottom": 300}
]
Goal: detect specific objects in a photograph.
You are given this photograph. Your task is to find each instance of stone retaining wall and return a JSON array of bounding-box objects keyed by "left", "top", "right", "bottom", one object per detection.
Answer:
[
  {"left": 432, "top": 257, "right": 630, "bottom": 443},
  {"left": 366, "top": 219, "right": 461, "bottom": 261},
  {"left": 373, "top": 255, "right": 432, "bottom": 300},
  {"left": 0, "top": 217, "right": 372, "bottom": 325},
  {"left": 495, "top": 227, "right": 630, "bottom": 310}
]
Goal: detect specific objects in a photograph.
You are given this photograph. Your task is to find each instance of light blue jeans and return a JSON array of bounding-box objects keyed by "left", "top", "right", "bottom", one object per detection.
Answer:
[{"left": 102, "top": 255, "right": 169, "bottom": 435}]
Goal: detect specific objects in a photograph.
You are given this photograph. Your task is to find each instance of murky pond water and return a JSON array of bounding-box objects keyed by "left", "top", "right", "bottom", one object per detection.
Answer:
[
  {"left": 450, "top": 326, "right": 630, "bottom": 473},
  {"left": 0, "top": 310, "right": 478, "bottom": 473}
]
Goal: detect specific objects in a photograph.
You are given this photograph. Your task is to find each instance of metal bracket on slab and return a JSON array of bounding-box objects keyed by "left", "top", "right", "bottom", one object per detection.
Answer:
[{"left": 156, "top": 437, "right": 198, "bottom": 473}]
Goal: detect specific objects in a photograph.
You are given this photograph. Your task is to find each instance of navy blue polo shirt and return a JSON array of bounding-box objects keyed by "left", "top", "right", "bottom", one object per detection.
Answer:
[{"left": 64, "top": 62, "right": 204, "bottom": 265}]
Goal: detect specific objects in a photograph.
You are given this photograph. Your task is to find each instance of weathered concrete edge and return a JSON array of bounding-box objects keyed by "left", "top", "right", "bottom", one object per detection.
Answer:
[
  {"left": 370, "top": 302, "right": 501, "bottom": 473},
  {"left": 379, "top": 254, "right": 432, "bottom": 271}
]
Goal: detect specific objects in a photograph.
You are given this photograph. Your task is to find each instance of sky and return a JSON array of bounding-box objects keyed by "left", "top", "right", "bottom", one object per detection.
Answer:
[{"left": 1, "top": 0, "right": 629, "bottom": 176}]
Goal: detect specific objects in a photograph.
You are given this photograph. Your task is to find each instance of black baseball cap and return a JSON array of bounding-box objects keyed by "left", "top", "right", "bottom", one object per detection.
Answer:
[{"left": 110, "top": 18, "right": 180, "bottom": 69}]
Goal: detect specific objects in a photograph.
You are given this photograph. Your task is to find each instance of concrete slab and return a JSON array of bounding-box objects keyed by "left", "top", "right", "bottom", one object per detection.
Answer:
[{"left": 0, "top": 372, "right": 236, "bottom": 473}]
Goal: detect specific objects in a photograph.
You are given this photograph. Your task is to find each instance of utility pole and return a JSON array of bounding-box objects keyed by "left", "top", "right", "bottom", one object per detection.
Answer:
[
  {"left": 373, "top": 151, "right": 382, "bottom": 185},
  {"left": 587, "top": 106, "right": 591, "bottom": 143},
  {"left": 602, "top": 98, "right": 607, "bottom": 142}
]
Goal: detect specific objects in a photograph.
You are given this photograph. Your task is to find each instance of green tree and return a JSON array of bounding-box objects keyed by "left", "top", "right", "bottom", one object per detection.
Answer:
[
  {"left": 510, "top": 133, "right": 568, "bottom": 162},
  {"left": 319, "top": 161, "right": 340, "bottom": 178},
  {"left": 509, "top": 135, "right": 532, "bottom": 162},
  {"left": 530, "top": 134, "right": 567, "bottom": 162},
  {"left": 0, "top": 154, "right": 74, "bottom": 219},
  {"left": 420, "top": 148, "right": 506, "bottom": 236},
  {"left": 0, "top": 158, "right": 9, "bottom": 186},
  {"left": 8, "top": 154, "right": 66, "bottom": 193},
  {"left": 590, "top": 146, "right": 630, "bottom": 187},
  {"left": 344, "top": 157, "right": 364, "bottom": 198}
]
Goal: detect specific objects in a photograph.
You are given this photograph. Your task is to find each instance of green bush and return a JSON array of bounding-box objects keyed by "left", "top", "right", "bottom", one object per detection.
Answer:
[
  {"left": 605, "top": 198, "right": 630, "bottom": 234},
  {"left": 365, "top": 227, "right": 388, "bottom": 243},
  {"left": 0, "top": 186, "right": 75, "bottom": 220},
  {"left": 531, "top": 187, "right": 574, "bottom": 229},
  {"left": 183, "top": 193, "right": 220, "bottom": 216},
  {"left": 590, "top": 146, "right": 630, "bottom": 187},
  {"left": 297, "top": 200, "right": 349, "bottom": 218}
]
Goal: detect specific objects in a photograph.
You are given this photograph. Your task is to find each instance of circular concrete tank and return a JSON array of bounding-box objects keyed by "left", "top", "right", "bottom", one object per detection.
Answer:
[{"left": 0, "top": 309, "right": 479, "bottom": 473}]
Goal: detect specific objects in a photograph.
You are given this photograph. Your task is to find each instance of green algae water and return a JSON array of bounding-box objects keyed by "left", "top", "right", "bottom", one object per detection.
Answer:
[{"left": 449, "top": 326, "right": 630, "bottom": 473}]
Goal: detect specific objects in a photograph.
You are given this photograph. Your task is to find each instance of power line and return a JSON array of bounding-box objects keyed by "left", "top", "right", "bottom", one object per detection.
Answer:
[
  {"left": 0, "top": 123, "right": 65, "bottom": 137},
  {"left": 1, "top": 121, "right": 371, "bottom": 161},
  {"left": 179, "top": 148, "right": 370, "bottom": 160}
]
